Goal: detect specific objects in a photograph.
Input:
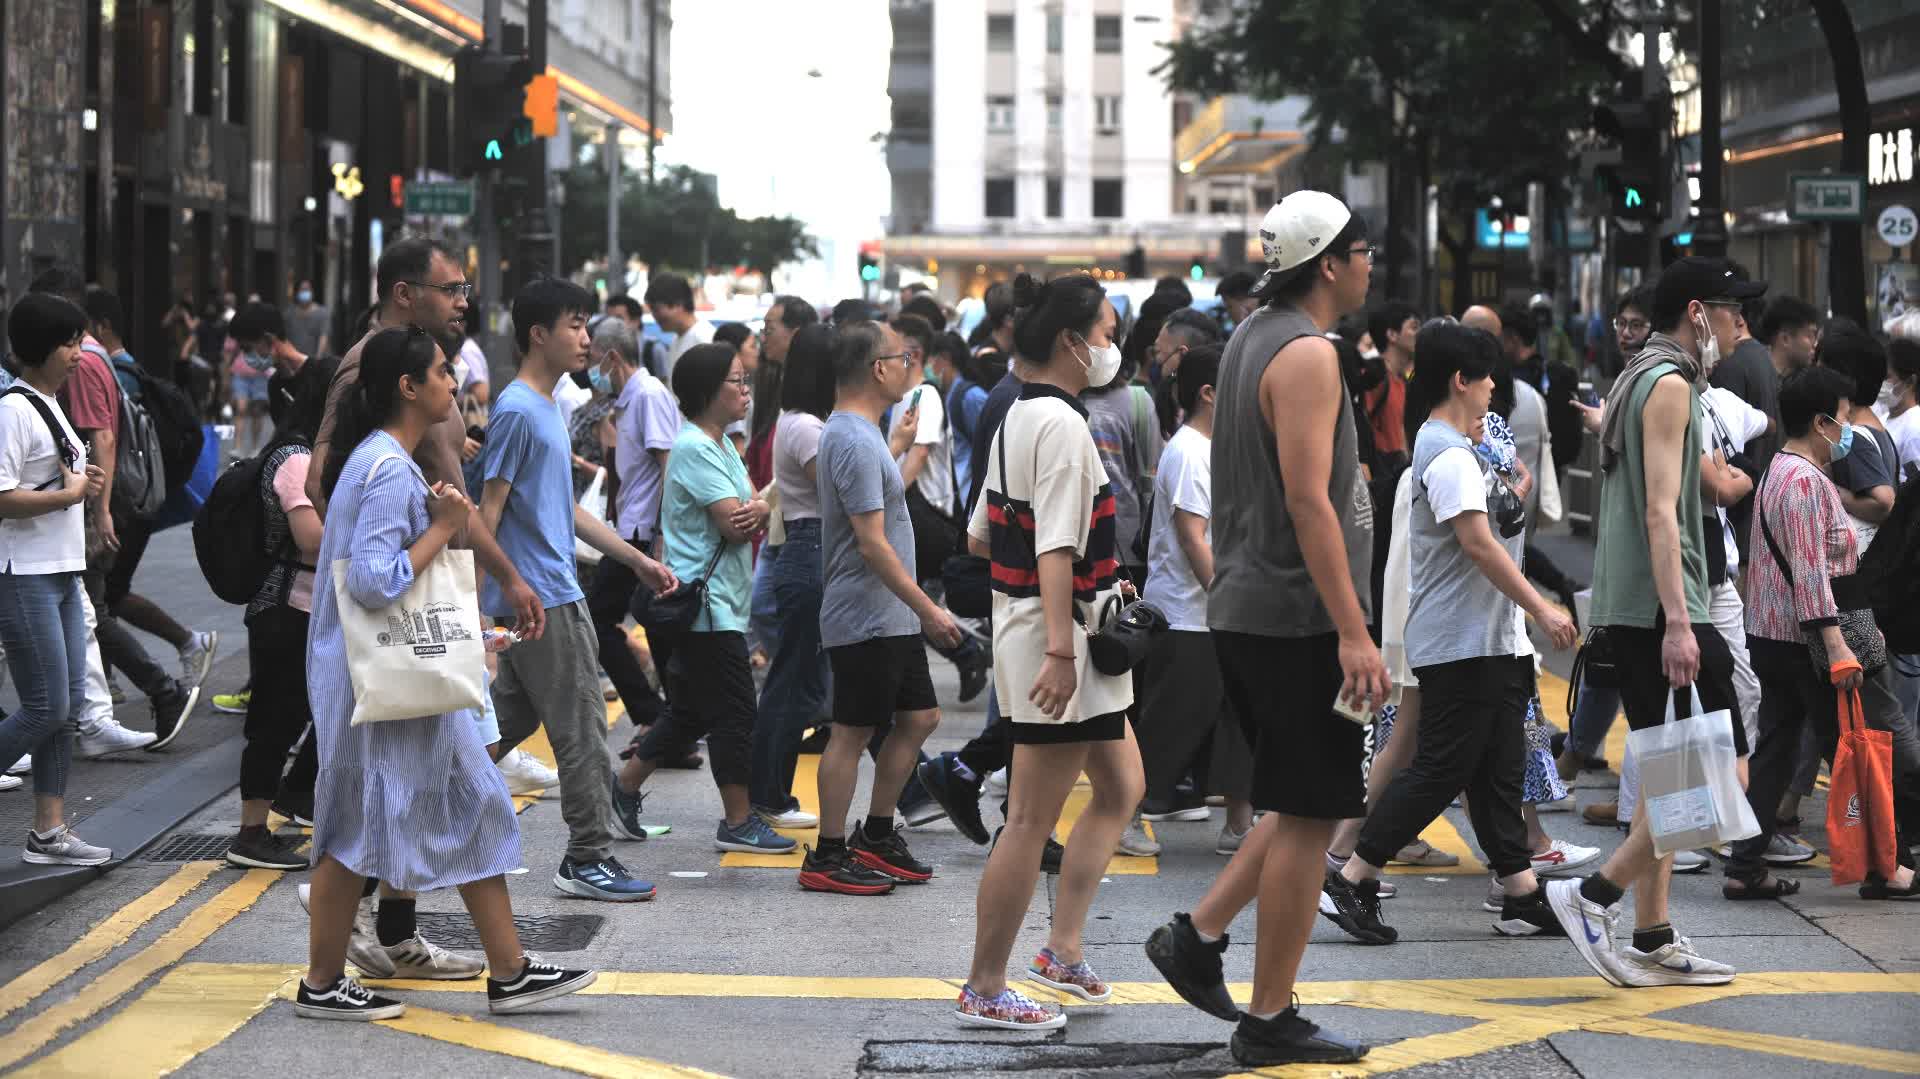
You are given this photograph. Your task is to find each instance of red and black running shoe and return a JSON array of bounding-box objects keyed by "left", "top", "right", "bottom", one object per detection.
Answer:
[
  {"left": 850, "top": 828, "right": 933, "bottom": 884},
  {"left": 798, "top": 845, "right": 896, "bottom": 895}
]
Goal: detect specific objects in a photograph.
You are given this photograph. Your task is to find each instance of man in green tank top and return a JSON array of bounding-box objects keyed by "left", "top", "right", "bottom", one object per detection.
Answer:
[{"left": 1546, "top": 257, "right": 1764, "bottom": 990}]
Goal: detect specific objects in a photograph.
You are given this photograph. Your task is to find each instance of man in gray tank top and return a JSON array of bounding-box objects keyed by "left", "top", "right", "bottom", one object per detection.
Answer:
[{"left": 1144, "top": 191, "right": 1385, "bottom": 1069}]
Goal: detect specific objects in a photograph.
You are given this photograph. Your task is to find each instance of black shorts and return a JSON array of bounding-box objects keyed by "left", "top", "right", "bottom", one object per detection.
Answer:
[
  {"left": 828, "top": 635, "right": 938, "bottom": 727},
  {"left": 1604, "top": 613, "right": 1747, "bottom": 757},
  {"left": 1215, "top": 629, "right": 1367, "bottom": 819},
  {"left": 1011, "top": 711, "right": 1127, "bottom": 745}
]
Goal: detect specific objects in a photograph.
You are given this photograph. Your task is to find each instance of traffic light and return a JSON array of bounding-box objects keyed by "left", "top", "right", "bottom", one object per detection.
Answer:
[
  {"left": 455, "top": 45, "right": 537, "bottom": 175},
  {"left": 858, "top": 250, "right": 880, "bottom": 283},
  {"left": 1591, "top": 94, "right": 1669, "bottom": 222},
  {"left": 1188, "top": 259, "right": 1205, "bottom": 282}
]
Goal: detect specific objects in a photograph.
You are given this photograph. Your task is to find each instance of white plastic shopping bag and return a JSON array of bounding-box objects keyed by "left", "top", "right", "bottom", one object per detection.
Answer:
[
  {"left": 333, "top": 456, "right": 487, "bottom": 725},
  {"left": 575, "top": 467, "right": 607, "bottom": 566},
  {"left": 1627, "top": 687, "right": 1760, "bottom": 857}
]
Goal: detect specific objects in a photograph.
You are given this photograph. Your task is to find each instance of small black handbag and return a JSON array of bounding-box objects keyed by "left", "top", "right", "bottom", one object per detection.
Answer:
[
  {"left": 941, "top": 553, "right": 992, "bottom": 618},
  {"left": 629, "top": 543, "right": 728, "bottom": 635},
  {"left": 1083, "top": 592, "right": 1169, "bottom": 677}
]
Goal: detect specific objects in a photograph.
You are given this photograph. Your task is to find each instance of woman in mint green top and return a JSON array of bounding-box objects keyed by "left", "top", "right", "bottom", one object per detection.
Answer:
[{"left": 660, "top": 346, "right": 758, "bottom": 634}]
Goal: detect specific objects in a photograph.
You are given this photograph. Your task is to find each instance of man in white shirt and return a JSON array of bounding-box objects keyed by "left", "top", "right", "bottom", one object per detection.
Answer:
[{"left": 645, "top": 272, "right": 713, "bottom": 383}]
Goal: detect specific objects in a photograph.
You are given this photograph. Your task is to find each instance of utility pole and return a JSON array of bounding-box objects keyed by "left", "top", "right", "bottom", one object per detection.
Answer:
[
  {"left": 646, "top": 1, "right": 659, "bottom": 189},
  {"left": 1694, "top": 0, "right": 1725, "bottom": 256},
  {"left": 606, "top": 122, "right": 621, "bottom": 296},
  {"left": 1641, "top": 11, "right": 1663, "bottom": 275},
  {"left": 476, "top": 0, "right": 503, "bottom": 353}
]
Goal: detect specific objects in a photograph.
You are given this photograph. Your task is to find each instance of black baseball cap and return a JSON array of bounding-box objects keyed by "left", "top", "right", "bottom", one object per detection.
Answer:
[{"left": 1652, "top": 256, "right": 1767, "bottom": 328}]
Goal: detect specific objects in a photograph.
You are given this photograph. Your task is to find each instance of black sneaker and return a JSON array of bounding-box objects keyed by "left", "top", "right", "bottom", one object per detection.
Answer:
[
  {"left": 1144, "top": 912, "right": 1240, "bottom": 1021},
  {"left": 850, "top": 827, "right": 933, "bottom": 883},
  {"left": 226, "top": 826, "right": 310, "bottom": 871},
  {"left": 1318, "top": 871, "right": 1398, "bottom": 944},
  {"left": 958, "top": 653, "right": 990, "bottom": 703},
  {"left": 1231, "top": 1006, "right": 1368, "bottom": 1066},
  {"left": 486, "top": 956, "right": 598, "bottom": 1013},
  {"left": 272, "top": 790, "right": 315, "bottom": 828},
  {"left": 917, "top": 753, "right": 990, "bottom": 845},
  {"left": 1493, "top": 887, "right": 1567, "bottom": 937},
  {"left": 294, "top": 975, "right": 405, "bottom": 1021},
  {"left": 146, "top": 682, "right": 200, "bottom": 752},
  {"left": 798, "top": 844, "right": 896, "bottom": 895},
  {"left": 990, "top": 828, "right": 1067, "bottom": 874}
]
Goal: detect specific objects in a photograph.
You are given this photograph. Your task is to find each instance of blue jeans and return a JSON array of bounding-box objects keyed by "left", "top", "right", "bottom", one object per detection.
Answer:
[
  {"left": 750, "top": 524, "right": 827, "bottom": 810},
  {"left": 0, "top": 572, "right": 87, "bottom": 798},
  {"left": 747, "top": 540, "right": 781, "bottom": 659},
  {"left": 1567, "top": 673, "right": 1621, "bottom": 760}
]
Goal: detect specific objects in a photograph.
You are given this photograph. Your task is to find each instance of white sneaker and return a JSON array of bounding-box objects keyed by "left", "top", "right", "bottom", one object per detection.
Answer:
[
  {"left": 1764, "top": 832, "right": 1818, "bottom": 864},
  {"left": 384, "top": 934, "right": 485, "bottom": 980},
  {"left": 1672, "top": 849, "right": 1710, "bottom": 873},
  {"left": 0, "top": 774, "right": 19, "bottom": 792},
  {"left": 5, "top": 755, "right": 28, "bottom": 776},
  {"left": 76, "top": 718, "right": 159, "bottom": 758},
  {"left": 1545, "top": 878, "right": 1628, "bottom": 987},
  {"left": 1116, "top": 818, "right": 1161, "bottom": 857},
  {"left": 1215, "top": 821, "right": 1251, "bottom": 855},
  {"left": 497, "top": 748, "right": 559, "bottom": 797},
  {"left": 757, "top": 806, "right": 820, "bottom": 828},
  {"left": 178, "top": 631, "right": 219, "bottom": 687},
  {"left": 298, "top": 886, "right": 396, "bottom": 979},
  {"left": 983, "top": 768, "right": 1009, "bottom": 798},
  {"left": 1535, "top": 796, "right": 1573, "bottom": 813},
  {"left": 1529, "top": 839, "right": 1603, "bottom": 877},
  {"left": 1617, "top": 936, "right": 1736, "bottom": 986},
  {"left": 24, "top": 825, "right": 111, "bottom": 866}
]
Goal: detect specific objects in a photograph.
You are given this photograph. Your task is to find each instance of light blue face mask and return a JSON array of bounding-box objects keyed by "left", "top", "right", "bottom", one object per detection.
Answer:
[
  {"left": 1822, "top": 415, "right": 1855, "bottom": 461},
  {"left": 588, "top": 366, "right": 613, "bottom": 394}
]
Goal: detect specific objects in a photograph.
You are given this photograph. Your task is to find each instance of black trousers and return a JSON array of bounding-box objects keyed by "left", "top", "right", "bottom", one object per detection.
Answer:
[
  {"left": 1607, "top": 615, "right": 1748, "bottom": 758},
  {"left": 1730, "top": 638, "right": 1913, "bottom": 882},
  {"left": 82, "top": 563, "right": 171, "bottom": 697},
  {"left": 1136, "top": 629, "right": 1251, "bottom": 805},
  {"left": 1356, "top": 655, "right": 1536, "bottom": 879},
  {"left": 634, "top": 630, "right": 755, "bottom": 787},
  {"left": 240, "top": 604, "right": 316, "bottom": 802},
  {"left": 587, "top": 543, "right": 668, "bottom": 728}
]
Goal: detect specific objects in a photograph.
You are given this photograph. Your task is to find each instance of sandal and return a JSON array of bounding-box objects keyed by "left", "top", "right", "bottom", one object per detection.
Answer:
[
  {"left": 1722, "top": 874, "right": 1801, "bottom": 900},
  {"left": 1390, "top": 839, "right": 1460, "bottom": 867},
  {"left": 1858, "top": 874, "right": 1920, "bottom": 900}
]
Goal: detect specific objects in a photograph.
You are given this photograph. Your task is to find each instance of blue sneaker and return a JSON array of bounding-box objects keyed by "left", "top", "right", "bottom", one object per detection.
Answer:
[
  {"left": 715, "top": 815, "right": 797, "bottom": 854},
  {"left": 554, "top": 856, "right": 656, "bottom": 901}
]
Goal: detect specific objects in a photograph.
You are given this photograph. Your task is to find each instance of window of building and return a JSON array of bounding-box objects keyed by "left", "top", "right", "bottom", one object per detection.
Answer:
[
  {"left": 1095, "top": 95, "right": 1122, "bottom": 132},
  {"left": 1208, "top": 198, "right": 1234, "bottom": 214},
  {"left": 987, "top": 14, "right": 1015, "bottom": 51},
  {"left": 1046, "top": 177, "right": 1062, "bottom": 218},
  {"left": 1094, "top": 15, "right": 1122, "bottom": 54},
  {"left": 985, "top": 178, "right": 1016, "bottom": 218},
  {"left": 986, "top": 96, "right": 1016, "bottom": 133},
  {"left": 1046, "top": 12, "right": 1062, "bottom": 53},
  {"left": 1093, "top": 178, "right": 1123, "bottom": 218},
  {"left": 1046, "top": 94, "right": 1061, "bottom": 131}
]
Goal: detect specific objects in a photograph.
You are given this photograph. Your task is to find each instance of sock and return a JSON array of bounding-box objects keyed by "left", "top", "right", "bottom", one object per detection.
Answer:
[
  {"left": 237, "top": 824, "right": 268, "bottom": 839},
  {"left": 375, "top": 898, "right": 417, "bottom": 947},
  {"left": 1249, "top": 1009, "right": 1283, "bottom": 1021},
  {"left": 1325, "top": 852, "right": 1350, "bottom": 874},
  {"left": 1580, "top": 874, "right": 1626, "bottom": 908},
  {"left": 816, "top": 835, "right": 847, "bottom": 852},
  {"left": 1632, "top": 923, "right": 1675, "bottom": 953},
  {"left": 951, "top": 758, "right": 978, "bottom": 784},
  {"left": 864, "top": 815, "right": 895, "bottom": 841},
  {"left": 1195, "top": 927, "right": 1222, "bottom": 944}
]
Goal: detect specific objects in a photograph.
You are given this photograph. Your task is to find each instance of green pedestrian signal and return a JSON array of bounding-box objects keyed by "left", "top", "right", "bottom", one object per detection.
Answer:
[
  {"left": 1625, "top": 187, "right": 1643, "bottom": 208},
  {"left": 860, "top": 263, "right": 880, "bottom": 283},
  {"left": 1189, "top": 261, "right": 1205, "bottom": 281},
  {"left": 485, "top": 139, "right": 504, "bottom": 162}
]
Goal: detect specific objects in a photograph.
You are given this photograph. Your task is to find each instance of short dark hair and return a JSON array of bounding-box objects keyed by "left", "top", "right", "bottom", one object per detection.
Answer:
[
  {"left": 511, "top": 276, "right": 597, "bottom": 354},
  {"left": 901, "top": 294, "right": 947, "bottom": 332},
  {"left": 1175, "top": 344, "right": 1222, "bottom": 415},
  {"left": 1498, "top": 302, "right": 1537, "bottom": 345},
  {"left": 7, "top": 292, "right": 89, "bottom": 367},
  {"left": 643, "top": 272, "right": 694, "bottom": 311},
  {"left": 832, "top": 320, "right": 891, "bottom": 388},
  {"left": 28, "top": 266, "right": 86, "bottom": 305},
  {"left": 672, "top": 341, "right": 739, "bottom": 419},
  {"left": 606, "top": 295, "right": 643, "bottom": 320},
  {"left": 1366, "top": 300, "right": 1420, "bottom": 352},
  {"left": 769, "top": 294, "right": 818, "bottom": 332},
  {"left": 1010, "top": 273, "right": 1107, "bottom": 366},
  {"left": 1153, "top": 277, "right": 1194, "bottom": 308},
  {"left": 1407, "top": 319, "right": 1499, "bottom": 444},
  {"left": 1778, "top": 365, "right": 1856, "bottom": 438},
  {"left": 275, "top": 352, "right": 341, "bottom": 447},
  {"left": 1815, "top": 324, "right": 1888, "bottom": 405},
  {"left": 930, "top": 331, "right": 970, "bottom": 372},
  {"left": 712, "top": 322, "right": 753, "bottom": 351},
  {"left": 1759, "top": 296, "right": 1823, "bottom": 345},
  {"left": 1216, "top": 270, "right": 1258, "bottom": 301},
  {"left": 831, "top": 298, "right": 878, "bottom": 326},
  {"left": 83, "top": 288, "right": 127, "bottom": 339},
  {"left": 376, "top": 237, "right": 454, "bottom": 303},
  {"left": 890, "top": 313, "right": 934, "bottom": 357},
  {"left": 781, "top": 323, "right": 839, "bottom": 419},
  {"left": 1258, "top": 210, "right": 1369, "bottom": 307},
  {"left": 1615, "top": 284, "right": 1656, "bottom": 320},
  {"left": 228, "top": 302, "right": 288, "bottom": 346},
  {"left": 1889, "top": 337, "right": 1920, "bottom": 382},
  {"left": 1161, "top": 306, "right": 1221, "bottom": 349}
]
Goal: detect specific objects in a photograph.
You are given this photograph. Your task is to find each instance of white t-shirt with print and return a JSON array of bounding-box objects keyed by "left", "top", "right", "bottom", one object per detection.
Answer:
[
  {"left": 1145, "top": 425, "right": 1211, "bottom": 631},
  {"left": 0, "top": 385, "right": 88, "bottom": 574},
  {"left": 889, "top": 381, "right": 955, "bottom": 515}
]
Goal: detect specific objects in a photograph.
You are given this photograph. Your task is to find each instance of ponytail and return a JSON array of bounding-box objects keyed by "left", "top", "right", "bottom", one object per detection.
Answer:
[{"left": 320, "top": 380, "right": 374, "bottom": 501}]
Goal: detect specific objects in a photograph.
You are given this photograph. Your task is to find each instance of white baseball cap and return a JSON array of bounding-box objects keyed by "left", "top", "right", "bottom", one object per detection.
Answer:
[{"left": 1255, "top": 190, "right": 1353, "bottom": 290}]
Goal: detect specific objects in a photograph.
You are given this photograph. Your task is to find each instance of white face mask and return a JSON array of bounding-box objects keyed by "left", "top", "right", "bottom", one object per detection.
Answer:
[
  {"left": 1692, "top": 307, "right": 1721, "bottom": 376},
  {"left": 1360, "top": 347, "right": 1381, "bottom": 362},
  {"left": 1876, "top": 377, "right": 1903, "bottom": 415},
  {"left": 1076, "top": 333, "right": 1123, "bottom": 386}
]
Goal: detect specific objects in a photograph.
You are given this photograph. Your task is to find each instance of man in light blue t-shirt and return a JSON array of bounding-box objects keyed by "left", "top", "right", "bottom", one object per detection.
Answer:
[{"left": 479, "top": 277, "right": 675, "bottom": 904}]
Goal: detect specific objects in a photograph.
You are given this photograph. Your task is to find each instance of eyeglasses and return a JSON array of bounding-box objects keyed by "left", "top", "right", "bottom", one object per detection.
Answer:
[
  {"left": 1346, "top": 245, "right": 1377, "bottom": 263},
  {"left": 1613, "top": 318, "right": 1649, "bottom": 332},
  {"left": 872, "top": 352, "right": 908, "bottom": 364},
  {"left": 406, "top": 280, "right": 473, "bottom": 299},
  {"left": 720, "top": 376, "right": 751, "bottom": 388}
]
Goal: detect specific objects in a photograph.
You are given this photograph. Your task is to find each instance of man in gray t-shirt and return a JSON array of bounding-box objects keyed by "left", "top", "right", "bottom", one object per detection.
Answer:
[
  {"left": 819, "top": 411, "right": 921, "bottom": 646},
  {"left": 285, "top": 282, "right": 331, "bottom": 357}
]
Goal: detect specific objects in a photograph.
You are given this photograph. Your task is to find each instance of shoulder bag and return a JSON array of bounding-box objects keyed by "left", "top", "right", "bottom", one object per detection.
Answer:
[{"left": 629, "top": 540, "right": 728, "bottom": 635}]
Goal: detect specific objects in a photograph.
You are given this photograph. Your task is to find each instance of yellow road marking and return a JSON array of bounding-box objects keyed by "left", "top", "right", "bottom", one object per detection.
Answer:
[
  {"left": 1057, "top": 782, "right": 1157, "bottom": 875},
  {"left": 0, "top": 870, "right": 280, "bottom": 1071},
  {"left": 12, "top": 959, "right": 283, "bottom": 1078},
  {"left": 379, "top": 1005, "right": 731, "bottom": 1078},
  {"left": 0, "top": 861, "right": 218, "bottom": 1022},
  {"left": 1586, "top": 1015, "right": 1920, "bottom": 1075}
]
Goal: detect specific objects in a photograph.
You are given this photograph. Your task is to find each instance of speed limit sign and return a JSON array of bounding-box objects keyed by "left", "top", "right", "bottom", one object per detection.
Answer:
[{"left": 1879, "top": 204, "right": 1917, "bottom": 248}]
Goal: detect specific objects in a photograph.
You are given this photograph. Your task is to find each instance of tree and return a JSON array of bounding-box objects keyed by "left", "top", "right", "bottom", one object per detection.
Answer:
[
  {"left": 558, "top": 153, "right": 818, "bottom": 279},
  {"left": 1161, "top": 0, "right": 1620, "bottom": 309}
]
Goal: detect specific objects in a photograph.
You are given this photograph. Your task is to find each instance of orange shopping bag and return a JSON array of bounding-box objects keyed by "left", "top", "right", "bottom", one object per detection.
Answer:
[{"left": 1826, "top": 686, "right": 1899, "bottom": 886}]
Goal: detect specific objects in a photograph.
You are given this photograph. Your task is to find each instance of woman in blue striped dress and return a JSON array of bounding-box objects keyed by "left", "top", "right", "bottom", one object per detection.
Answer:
[{"left": 299, "top": 326, "right": 594, "bottom": 1021}]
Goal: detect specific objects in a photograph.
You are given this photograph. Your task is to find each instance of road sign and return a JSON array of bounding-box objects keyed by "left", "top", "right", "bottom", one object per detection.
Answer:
[
  {"left": 1877, "top": 204, "right": 1917, "bottom": 248},
  {"left": 404, "top": 180, "right": 475, "bottom": 217},
  {"left": 1787, "top": 174, "right": 1866, "bottom": 222}
]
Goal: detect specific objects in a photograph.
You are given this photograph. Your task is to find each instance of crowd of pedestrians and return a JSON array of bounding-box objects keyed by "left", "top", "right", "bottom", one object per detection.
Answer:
[{"left": 3, "top": 189, "right": 1918, "bottom": 1064}]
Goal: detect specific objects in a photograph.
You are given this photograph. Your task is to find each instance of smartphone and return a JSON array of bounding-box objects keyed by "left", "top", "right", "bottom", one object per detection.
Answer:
[
  {"left": 910, "top": 385, "right": 927, "bottom": 411},
  {"left": 1577, "top": 381, "right": 1600, "bottom": 408}
]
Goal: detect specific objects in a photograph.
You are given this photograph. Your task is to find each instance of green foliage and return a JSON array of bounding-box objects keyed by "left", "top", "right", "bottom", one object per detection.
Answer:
[{"left": 559, "top": 155, "right": 818, "bottom": 277}]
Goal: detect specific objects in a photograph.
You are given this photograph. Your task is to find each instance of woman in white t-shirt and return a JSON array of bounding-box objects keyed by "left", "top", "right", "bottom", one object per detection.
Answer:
[
  {"left": 1885, "top": 338, "right": 1920, "bottom": 484},
  {"left": 0, "top": 294, "right": 109, "bottom": 866},
  {"left": 959, "top": 273, "right": 1143, "bottom": 1031}
]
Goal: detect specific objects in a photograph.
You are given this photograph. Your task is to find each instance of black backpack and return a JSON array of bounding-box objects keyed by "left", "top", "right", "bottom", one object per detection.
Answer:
[
  {"left": 111, "top": 356, "right": 204, "bottom": 498},
  {"left": 193, "top": 442, "right": 303, "bottom": 605},
  {"left": 1861, "top": 470, "right": 1920, "bottom": 653}
]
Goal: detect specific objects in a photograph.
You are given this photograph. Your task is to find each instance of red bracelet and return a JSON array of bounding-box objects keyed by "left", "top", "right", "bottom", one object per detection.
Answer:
[{"left": 1045, "top": 650, "right": 1075, "bottom": 660}]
